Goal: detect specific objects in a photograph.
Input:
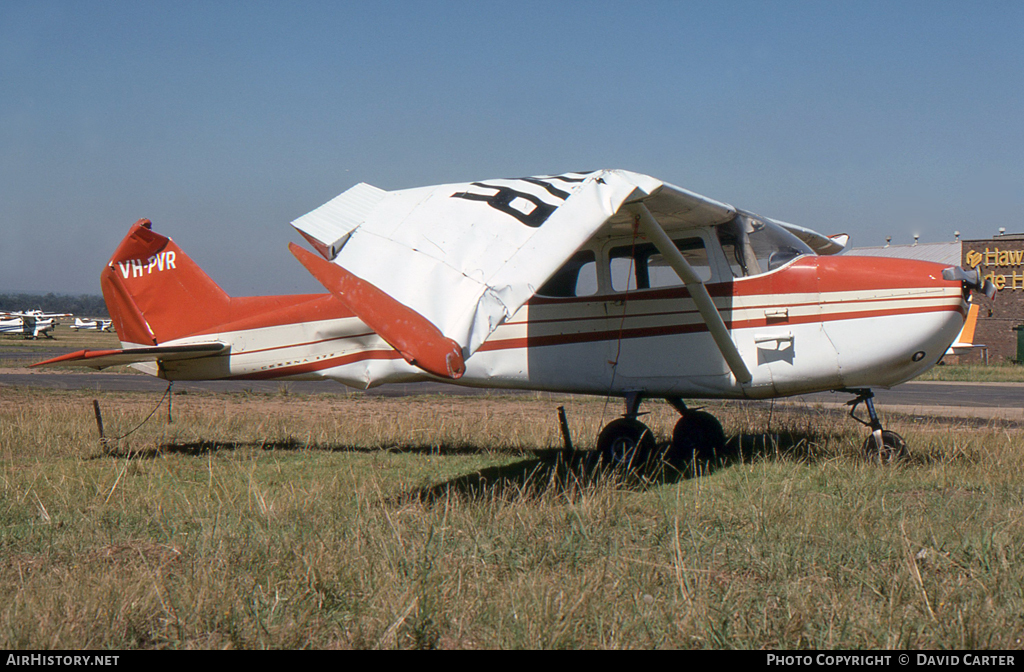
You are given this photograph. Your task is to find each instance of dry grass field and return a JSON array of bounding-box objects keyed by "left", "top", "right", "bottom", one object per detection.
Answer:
[{"left": 1, "top": 383, "right": 1023, "bottom": 649}]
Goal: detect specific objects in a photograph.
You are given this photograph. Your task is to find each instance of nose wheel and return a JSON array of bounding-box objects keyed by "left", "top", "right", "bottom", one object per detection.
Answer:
[{"left": 846, "top": 389, "right": 908, "bottom": 463}]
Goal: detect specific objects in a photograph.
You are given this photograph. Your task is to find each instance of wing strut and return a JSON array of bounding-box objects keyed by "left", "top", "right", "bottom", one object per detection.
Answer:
[{"left": 629, "top": 203, "right": 753, "bottom": 385}]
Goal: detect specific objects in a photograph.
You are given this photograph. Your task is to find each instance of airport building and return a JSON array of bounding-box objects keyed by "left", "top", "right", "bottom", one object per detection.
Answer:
[{"left": 848, "top": 234, "right": 1024, "bottom": 364}]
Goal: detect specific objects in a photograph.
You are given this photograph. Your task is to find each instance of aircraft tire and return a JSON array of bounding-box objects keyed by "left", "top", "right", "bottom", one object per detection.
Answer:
[
  {"left": 670, "top": 411, "right": 727, "bottom": 462},
  {"left": 862, "top": 430, "right": 908, "bottom": 464},
  {"left": 597, "top": 418, "right": 655, "bottom": 468}
]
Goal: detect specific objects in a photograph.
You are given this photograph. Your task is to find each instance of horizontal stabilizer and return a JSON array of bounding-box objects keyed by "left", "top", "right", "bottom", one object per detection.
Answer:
[{"left": 32, "top": 342, "right": 228, "bottom": 370}]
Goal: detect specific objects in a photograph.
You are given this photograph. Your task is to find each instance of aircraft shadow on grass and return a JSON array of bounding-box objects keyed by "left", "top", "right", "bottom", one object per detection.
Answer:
[
  {"left": 86, "top": 439, "right": 483, "bottom": 459},
  {"left": 93, "top": 427, "right": 843, "bottom": 503},
  {"left": 410, "top": 428, "right": 850, "bottom": 504}
]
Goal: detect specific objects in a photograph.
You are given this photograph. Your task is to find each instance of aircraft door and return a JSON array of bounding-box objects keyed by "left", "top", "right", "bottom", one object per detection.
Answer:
[
  {"left": 521, "top": 249, "right": 618, "bottom": 393},
  {"left": 603, "top": 233, "right": 734, "bottom": 395}
]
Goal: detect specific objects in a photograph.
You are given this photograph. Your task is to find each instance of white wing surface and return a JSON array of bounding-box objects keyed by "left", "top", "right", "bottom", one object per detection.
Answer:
[{"left": 293, "top": 169, "right": 681, "bottom": 357}]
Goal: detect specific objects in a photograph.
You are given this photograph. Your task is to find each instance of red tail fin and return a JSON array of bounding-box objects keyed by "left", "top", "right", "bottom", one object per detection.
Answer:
[{"left": 102, "top": 220, "right": 231, "bottom": 345}]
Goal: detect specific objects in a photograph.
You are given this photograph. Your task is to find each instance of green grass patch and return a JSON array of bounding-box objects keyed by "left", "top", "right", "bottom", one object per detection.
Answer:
[{"left": 917, "top": 363, "right": 1024, "bottom": 383}]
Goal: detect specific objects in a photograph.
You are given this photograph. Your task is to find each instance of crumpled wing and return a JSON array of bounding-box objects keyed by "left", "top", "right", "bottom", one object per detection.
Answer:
[{"left": 292, "top": 169, "right": 671, "bottom": 358}]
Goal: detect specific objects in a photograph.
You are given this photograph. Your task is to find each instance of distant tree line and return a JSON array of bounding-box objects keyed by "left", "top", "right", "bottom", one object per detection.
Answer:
[{"left": 0, "top": 293, "right": 109, "bottom": 317}]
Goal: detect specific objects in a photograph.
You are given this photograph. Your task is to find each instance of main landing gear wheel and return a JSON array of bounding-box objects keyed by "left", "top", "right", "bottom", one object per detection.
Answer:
[
  {"left": 664, "top": 398, "right": 731, "bottom": 463},
  {"left": 597, "top": 418, "right": 656, "bottom": 468},
  {"left": 670, "top": 411, "right": 727, "bottom": 462}
]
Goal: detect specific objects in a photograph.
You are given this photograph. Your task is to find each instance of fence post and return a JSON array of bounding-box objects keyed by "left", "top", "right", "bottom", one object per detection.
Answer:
[{"left": 92, "top": 400, "right": 109, "bottom": 453}]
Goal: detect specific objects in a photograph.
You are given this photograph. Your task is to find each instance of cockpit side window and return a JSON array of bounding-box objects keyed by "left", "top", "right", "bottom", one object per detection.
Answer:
[
  {"left": 536, "top": 250, "right": 599, "bottom": 298},
  {"left": 717, "top": 217, "right": 814, "bottom": 277},
  {"left": 609, "top": 237, "right": 711, "bottom": 292},
  {"left": 717, "top": 225, "right": 758, "bottom": 277}
]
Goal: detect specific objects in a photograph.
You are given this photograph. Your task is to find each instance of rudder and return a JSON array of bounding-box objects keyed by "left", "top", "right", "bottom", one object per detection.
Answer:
[{"left": 102, "top": 219, "right": 231, "bottom": 345}]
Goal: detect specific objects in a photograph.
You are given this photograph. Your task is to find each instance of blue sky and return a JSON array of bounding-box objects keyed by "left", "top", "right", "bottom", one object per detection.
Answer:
[{"left": 2, "top": 1, "right": 1021, "bottom": 295}]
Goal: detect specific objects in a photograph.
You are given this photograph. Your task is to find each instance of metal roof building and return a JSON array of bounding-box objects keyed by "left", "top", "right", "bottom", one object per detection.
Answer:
[{"left": 845, "top": 241, "right": 962, "bottom": 266}]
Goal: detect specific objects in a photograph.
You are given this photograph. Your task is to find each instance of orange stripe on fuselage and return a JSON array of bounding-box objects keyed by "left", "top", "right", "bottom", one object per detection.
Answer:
[{"left": 190, "top": 293, "right": 355, "bottom": 337}]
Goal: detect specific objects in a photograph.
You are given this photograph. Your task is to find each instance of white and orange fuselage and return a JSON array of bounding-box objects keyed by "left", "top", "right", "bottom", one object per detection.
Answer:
[{"left": 66, "top": 220, "right": 967, "bottom": 401}]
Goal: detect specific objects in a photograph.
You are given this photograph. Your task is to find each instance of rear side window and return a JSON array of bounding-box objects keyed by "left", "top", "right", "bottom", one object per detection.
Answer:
[
  {"left": 536, "top": 250, "right": 598, "bottom": 298},
  {"left": 609, "top": 238, "right": 710, "bottom": 292}
]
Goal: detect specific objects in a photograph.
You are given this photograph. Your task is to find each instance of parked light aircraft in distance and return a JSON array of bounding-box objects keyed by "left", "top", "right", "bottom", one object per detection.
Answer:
[
  {"left": 35, "top": 169, "right": 994, "bottom": 463},
  {"left": 70, "top": 317, "right": 113, "bottom": 332},
  {"left": 0, "top": 315, "right": 30, "bottom": 337},
  {"left": 1, "top": 312, "right": 58, "bottom": 339}
]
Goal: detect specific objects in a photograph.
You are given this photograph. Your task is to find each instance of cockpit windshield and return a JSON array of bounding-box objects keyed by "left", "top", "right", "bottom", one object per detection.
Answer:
[{"left": 716, "top": 216, "right": 815, "bottom": 277}]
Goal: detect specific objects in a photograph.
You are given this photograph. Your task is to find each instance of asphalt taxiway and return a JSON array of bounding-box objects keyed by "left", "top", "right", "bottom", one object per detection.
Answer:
[{"left": 1, "top": 370, "right": 1020, "bottom": 421}]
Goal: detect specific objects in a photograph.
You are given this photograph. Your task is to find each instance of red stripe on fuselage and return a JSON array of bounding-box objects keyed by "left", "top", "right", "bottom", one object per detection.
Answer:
[
  {"left": 209, "top": 297, "right": 961, "bottom": 381},
  {"left": 520, "top": 291, "right": 958, "bottom": 329},
  {"left": 480, "top": 302, "right": 962, "bottom": 353},
  {"left": 528, "top": 256, "right": 958, "bottom": 306},
  {"left": 184, "top": 254, "right": 963, "bottom": 380}
]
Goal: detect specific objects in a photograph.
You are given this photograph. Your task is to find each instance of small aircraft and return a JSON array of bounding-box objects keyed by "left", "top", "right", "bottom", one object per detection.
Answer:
[
  {"left": 0, "top": 315, "right": 29, "bottom": 337},
  {"left": 70, "top": 317, "right": 114, "bottom": 332},
  {"left": 1, "top": 312, "right": 58, "bottom": 339},
  {"left": 35, "top": 169, "right": 993, "bottom": 462}
]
